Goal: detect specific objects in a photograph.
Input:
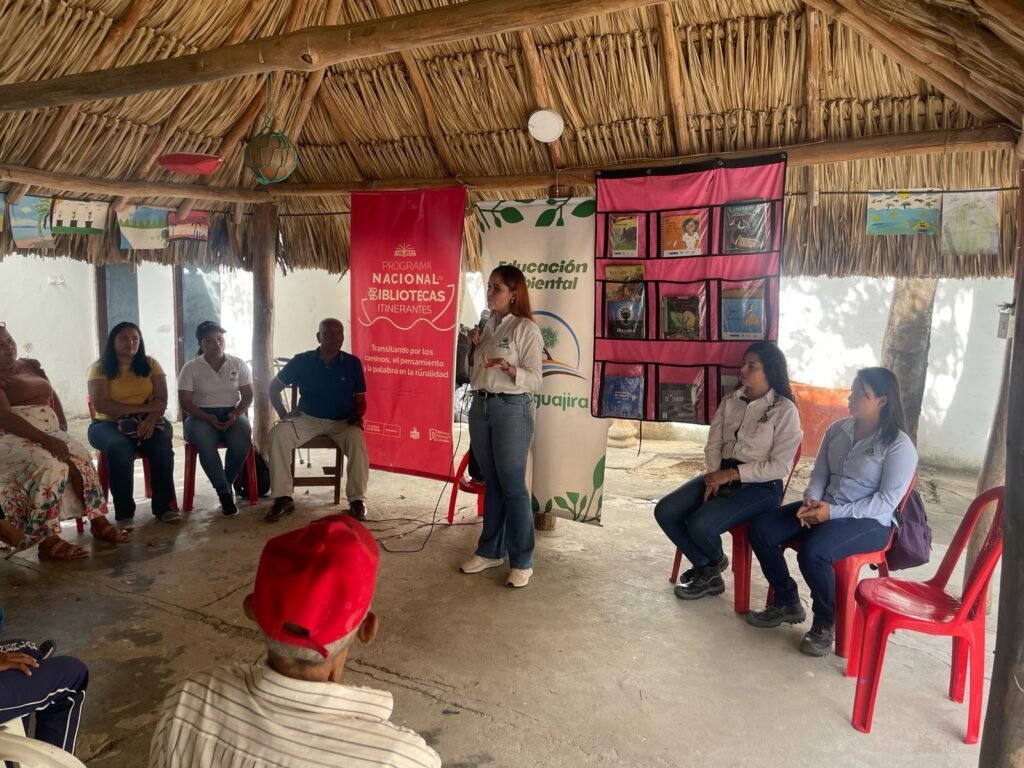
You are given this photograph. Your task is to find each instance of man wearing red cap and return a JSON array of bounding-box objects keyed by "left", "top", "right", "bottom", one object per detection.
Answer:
[{"left": 148, "top": 515, "right": 441, "bottom": 767}]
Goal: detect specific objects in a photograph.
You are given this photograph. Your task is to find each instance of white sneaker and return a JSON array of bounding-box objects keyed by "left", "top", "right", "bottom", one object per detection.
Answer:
[
  {"left": 460, "top": 555, "right": 504, "bottom": 574},
  {"left": 506, "top": 568, "right": 533, "bottom": 588}
]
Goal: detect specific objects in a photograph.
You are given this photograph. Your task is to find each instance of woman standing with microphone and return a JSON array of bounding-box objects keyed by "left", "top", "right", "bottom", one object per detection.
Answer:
[{"left": 459, "top": 265, "right": 544, "bottom": 588}]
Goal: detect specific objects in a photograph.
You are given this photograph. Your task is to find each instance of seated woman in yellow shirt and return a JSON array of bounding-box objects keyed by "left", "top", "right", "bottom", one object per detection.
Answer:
[{"left": 87, "top": 322, "right": 177, "bottom": 528}]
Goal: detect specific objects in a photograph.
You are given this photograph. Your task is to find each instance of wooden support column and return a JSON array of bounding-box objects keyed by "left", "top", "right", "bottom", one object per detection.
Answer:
[
  {"left": 5, "top": 0, "right": 149, "bottom": 205},
  {"left": 94, "top": 266, "right": 109, "bottom": 348},
  {"left": 979, "top": 152, "right": 1024, "bottom": 767},
  {"left": 804, "top": 9, "right": 821, "bottom": 209},
  {"left": 517, "top": 28, "right": 566, "bottom": 169},
  {"left": 172, "top": 264, "right": 186, "bottom": 422},
  {"left": 656, "top": 3, "right": 688, "bottom": 156},
  {"left": 251, "top": 203, "right": 279, "bottom": 455}
]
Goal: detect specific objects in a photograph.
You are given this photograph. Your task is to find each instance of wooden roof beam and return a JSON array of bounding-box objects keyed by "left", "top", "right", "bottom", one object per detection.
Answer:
[
  {"left": 517, "top": 28, "right": 566, "bottom": 170},
  {"left": 803, "top": 0, "right": 1004, "bottom": 125},
  {"left": 656, "top": 3, "right": 689, "bottom": 156},
  {"left": 0, "top": 0, "right": 667, "bottom": 113},
  {"left": 976, "top": 0, "right": 1024, "bottom": 39},
  {"left": 372, "top": 0, "right": 458, "bottom": 175},
  {"left": 804, "top": 8, "right": 822, "bottom": 208},
  {"left": 5, "top": 0, "right": 149, "bottom": 205},
  {"left": 1, "top": 124, "right": 1014, "bottom": 201}
]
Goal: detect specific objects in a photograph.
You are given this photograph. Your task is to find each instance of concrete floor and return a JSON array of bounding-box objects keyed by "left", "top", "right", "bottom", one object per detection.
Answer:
[{"left": 0, "top": 424, "right": 996, "bottom": 767}]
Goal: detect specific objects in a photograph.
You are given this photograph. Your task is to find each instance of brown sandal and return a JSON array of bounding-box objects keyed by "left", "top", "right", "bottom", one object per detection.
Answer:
[
  {"left": 38, "top": 537, "right": 89, "bottom": 561},
  {"left": 90, "top": 518, "right": 131, "bottom": 544}
]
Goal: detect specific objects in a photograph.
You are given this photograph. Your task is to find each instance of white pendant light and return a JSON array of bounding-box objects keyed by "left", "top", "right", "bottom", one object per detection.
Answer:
[{"left": 527, "top": 108, "right": 565, "bottom": 143}]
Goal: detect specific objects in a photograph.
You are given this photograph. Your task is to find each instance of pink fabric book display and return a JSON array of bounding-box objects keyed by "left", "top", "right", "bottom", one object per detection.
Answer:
[{"left": 592, "top": 155, "right": 787, "bottom": 425}]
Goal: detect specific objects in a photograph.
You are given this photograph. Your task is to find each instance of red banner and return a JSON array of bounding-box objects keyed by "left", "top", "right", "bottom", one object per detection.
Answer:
[{"left": 350, "top": 188, "right": 466, "bottom": 480}]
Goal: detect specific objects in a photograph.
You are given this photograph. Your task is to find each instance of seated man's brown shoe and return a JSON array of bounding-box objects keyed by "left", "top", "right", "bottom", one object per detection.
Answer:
[
  {"left": 265, "top": 496, "right": 295, "bottom": 523},
  {"left": 348, "top": 500, "right": 368, "bottom": 521}
]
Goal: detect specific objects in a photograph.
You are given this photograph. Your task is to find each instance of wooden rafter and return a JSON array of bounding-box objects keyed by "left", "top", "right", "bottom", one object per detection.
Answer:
[
  {"left": 0, "top": 125, "right": 1014, "bottom": 202},
  {"left": 804, "top": 8, "right": 821, "bottom": 208},
  {"left": 517, "top": 28, "right": 566, "bottom": 170},
  {"left": 0, "top": 0, "right": 668, "bottom": 113},
  {"left": 656, "top": 3, "right": 689, "bottom": 156},
  {"left": 976, "top": 0, "right": 1024, "bottom": 38},
  {"left": 372, "top": 0, "right": 456, "bottom": 175},
  {"left": 4, "top": 0, "right": 149, "bottom": 205},
  {"left": 109, "top": 0, "right": 262, "bottom": 211},
  {"left": 803, "top": 0, "right": 1003, "bottom": 125}
]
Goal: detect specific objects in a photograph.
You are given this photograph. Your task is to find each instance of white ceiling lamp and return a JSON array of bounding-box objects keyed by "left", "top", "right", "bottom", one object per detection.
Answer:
[{"left": 527, "top": 108, "right": 565, "bottom": 143}]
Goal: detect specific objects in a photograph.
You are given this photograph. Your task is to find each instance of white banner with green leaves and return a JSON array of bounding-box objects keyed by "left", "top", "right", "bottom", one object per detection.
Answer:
[{"left": 477, "top": 198, "right": 609, "bottom": 524}]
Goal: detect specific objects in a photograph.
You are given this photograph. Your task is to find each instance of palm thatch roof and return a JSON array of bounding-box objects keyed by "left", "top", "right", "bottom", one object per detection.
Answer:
[{"left": 0, "top": 0, "right": 1020, "bottom": 277}]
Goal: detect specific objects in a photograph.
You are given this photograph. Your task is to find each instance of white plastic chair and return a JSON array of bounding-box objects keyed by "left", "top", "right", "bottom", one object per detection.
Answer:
[{"left": 0, "top": 731, "right": 87, "bottom": 768}]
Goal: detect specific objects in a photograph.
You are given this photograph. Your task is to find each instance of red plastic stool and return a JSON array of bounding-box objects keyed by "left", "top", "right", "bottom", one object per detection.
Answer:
[
  {"left": 447, "top": 450, "right": 485, "bottom": 524},
  {"left": 183, "top": 441, "right": 258, "bottom": 512}
]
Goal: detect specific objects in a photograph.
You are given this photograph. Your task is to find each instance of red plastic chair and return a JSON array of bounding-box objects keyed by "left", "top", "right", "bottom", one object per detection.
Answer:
[
  {"left": 848, "top": 486, "right": 1004, "bottom": 744},
  {"left": 182, "top": 441, "right": 258, "bottom": 512},
  {"left": 447, "top": 449, "right": 485, "bottom": 524},
  {"left": 669, "top": 446, "right": 802, "bottom": 616},
  {"left": 761, "top": 473, "right": 917, "bottom": 659}
]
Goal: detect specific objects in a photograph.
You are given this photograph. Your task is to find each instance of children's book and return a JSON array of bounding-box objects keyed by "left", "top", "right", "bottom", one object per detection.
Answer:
[
  {"left": 658, "top": 382, "right": 698, "bottom": 422},
  {"left": 721, "top": 283, "right": 765, "bottom": 340},
  {"left": 724, "top": 201, "right": 770, "bottom": 254},
  {"left": 609, "top": 214, "right": 640, "bottom": 258},
  {"left": 602, "top": 374, "right": 643, "bottom": 418},
  {"left": 661, "top": 294, "right": 701, "bottom": 340}
]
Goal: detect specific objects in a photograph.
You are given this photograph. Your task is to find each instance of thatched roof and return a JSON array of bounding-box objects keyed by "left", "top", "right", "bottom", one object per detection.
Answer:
[{"left": 0, "top": 0, "right": 1020, "bottom": 277}]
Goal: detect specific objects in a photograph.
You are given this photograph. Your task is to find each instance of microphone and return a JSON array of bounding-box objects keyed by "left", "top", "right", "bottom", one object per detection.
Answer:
[{"left": 477, "top": 309, "right": 491, "bottom": 333}]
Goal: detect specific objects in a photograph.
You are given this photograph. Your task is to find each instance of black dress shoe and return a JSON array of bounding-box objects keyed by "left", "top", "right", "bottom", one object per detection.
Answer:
[
  {"left": 348, "top": 500, "right": 368, "bottom": 521},
  {"left": 265, "top": 496, "right": 295, "bottom": 523}
]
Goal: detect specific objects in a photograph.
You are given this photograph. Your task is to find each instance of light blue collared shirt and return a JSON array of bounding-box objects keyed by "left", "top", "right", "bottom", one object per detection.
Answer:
[{"left": 804, "top": 418, "right": 918, "bottom": 526}]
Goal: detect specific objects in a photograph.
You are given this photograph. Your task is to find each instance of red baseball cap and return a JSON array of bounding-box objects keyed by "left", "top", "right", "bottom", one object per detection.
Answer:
[{"left": 251, "top": 515, "right": 379, "bottom": 658}]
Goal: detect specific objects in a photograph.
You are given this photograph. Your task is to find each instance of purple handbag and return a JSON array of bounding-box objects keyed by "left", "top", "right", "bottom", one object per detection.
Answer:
[{"left": 885, "top": 490, "right": 932, "bottom": 571}]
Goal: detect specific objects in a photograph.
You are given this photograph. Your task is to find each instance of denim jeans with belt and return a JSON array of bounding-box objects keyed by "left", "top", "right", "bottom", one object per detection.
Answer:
[
  {"left": 749, "top": 501, "right": 893, "bottom": 625},
  {"left": 183, "top": 408, "right": 252, "bottom": 496},
  {"left": 655, "top": 463, "right": 783, "bottom": 570},
  {"left": 468, "top": 392, "right": 535, "bottom": 569},
  {"left": 86, "top": 419, "right": 175, "bottom": 521}
]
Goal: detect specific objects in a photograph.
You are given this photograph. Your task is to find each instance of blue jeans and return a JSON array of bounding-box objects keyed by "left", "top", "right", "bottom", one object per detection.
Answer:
[
  {"left": 654, "top": 475, "right": 783, "bottom": 569},
  {"left": 0, "top": 640, "right": 88, "bottom": 754},
  {"left": 87, "top": 419, "right": 175, "bottom": 521},
  {"left": 468, "top": 393, "right": 535, "bottom": 569},
  {"left": 749, "top": 501, "right": 893, "bottom": 625},
  {"left": 183, "top": 408, "right": 252, "bottom": 495}
]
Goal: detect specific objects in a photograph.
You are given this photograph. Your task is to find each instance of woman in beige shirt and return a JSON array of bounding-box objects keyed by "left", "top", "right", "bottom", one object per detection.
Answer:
[{"left": 654, "top": 341, "right": 802, "bottom": 601}]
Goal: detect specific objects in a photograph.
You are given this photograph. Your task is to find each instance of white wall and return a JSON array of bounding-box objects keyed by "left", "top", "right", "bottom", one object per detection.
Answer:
[
  {"left": 219, "top": 267, "right": 254, "bottom": 362},
  {"left": 0, "top": 255, "right": 97, "bottom": 418},
  {"left": 273, "top": 269, "right": 351, "bottom": 358},
  {"left": 136, "top": 263, "right": 177, "bottom": 394},
  {"left": 777, "top": 276, "right": 1013, "bottom": 469}
]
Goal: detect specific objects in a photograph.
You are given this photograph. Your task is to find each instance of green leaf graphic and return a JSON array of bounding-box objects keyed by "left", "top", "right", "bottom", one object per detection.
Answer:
[
  {"left": 593, "top": 456, "right": 606, "bottom": 491},
  {"left": 554, "top": 496, "right": 569, "bottom": 510},
  {"left": 499, "top": 207, "right": 525, "bottom": 224},
  {"left": 544, "top": 499, "right": 553, "bottom": 514},
  {"left": 571, "top": 199, "right": 596, "bottom": 218},
  {"left": 567, "top": 491, "right": 580, "bottom": 505},
  {"left": 535, "top": 208, "right": 558, "bottom": 227},
  {"left": 531, "top": 494, "right": 540, "bottom": 513}
]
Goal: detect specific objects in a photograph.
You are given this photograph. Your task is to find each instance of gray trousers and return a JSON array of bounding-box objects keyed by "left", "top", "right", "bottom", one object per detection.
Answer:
[{"left": 267, "top": 414, "right": 369, "bottom": 502}]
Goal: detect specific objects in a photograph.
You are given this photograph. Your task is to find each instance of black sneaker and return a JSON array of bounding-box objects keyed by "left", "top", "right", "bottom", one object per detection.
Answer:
[
  {"left": 679, "top": 553, "right": 729, "bottom": 585},
  {"left": 799, "top": 622, "right": 835, "bottom": 656},
  {"left": 746, "top": 603, "right": 807, "bottom": 628},
  {"left": 38, "top": 640, "right": 56, "bottom": 659},
  {"left": 265, "top": 496, "right": 295, "bottom": 523},
  {"left": 674, "top": 567, "right": 726, "bottom": 600},
  {"left": 219, "top": 493, "right": 239, "bottom": 518}
]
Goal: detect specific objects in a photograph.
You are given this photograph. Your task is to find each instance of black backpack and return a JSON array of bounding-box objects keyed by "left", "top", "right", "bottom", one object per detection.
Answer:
[{"left": 234, "top": 452, "right": 271, "bottom": 498}]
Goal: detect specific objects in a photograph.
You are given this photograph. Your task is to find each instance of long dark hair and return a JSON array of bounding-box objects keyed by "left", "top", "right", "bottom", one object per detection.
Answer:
[
  {"left": 490, "top": 265, "right": 534, "bottom": 320},
  {"left": 744, "top": 341, "right": 795, "bottom": 404},
  {"left": 856, "top": 366, "right": 908, "bottom": 445},
  {"left": 101, "top": 322, "right": 151, "bottom": 379}
]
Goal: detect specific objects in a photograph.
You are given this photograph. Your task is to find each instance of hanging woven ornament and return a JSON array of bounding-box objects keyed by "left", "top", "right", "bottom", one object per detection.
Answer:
[{"left": 244, "top": 73, "right": 299, "bottom": 185}]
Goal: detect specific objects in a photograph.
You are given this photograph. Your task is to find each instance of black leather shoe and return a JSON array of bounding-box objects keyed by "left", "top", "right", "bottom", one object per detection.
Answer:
[
  {"left": 348, "top": 500, "right": 368, "bottom": 521},
  {"left": 799, "top": 622, "right": 835, "bottom": 656},
  {"left": 674, "top": 567, "right": 726, "bottom": 600},
  {"left": 678, "top": 553, "right": 729, "bottom": 585},
  {"left": 265, "top": 496, "right": 295, "bottom": 523},
  {"left": 746, "top": 603, "right": 807, "bottom": 628},
  {"left": 219, "top": 493, "right": 239, "bottom": 517}
]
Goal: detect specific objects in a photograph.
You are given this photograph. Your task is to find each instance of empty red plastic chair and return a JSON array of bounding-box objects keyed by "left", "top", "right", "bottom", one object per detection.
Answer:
[
  {"left": 849, "top": 485, "right": 1004, "bottom": 744},
  {"left": 182, "top": 441, "right": 258, "bottom": 512},
  {"left": 447, "top": 449, "right": 485, "bottom": 524},
  {"left": 669, "top": 446, "right": 801, "bottom": 617}
]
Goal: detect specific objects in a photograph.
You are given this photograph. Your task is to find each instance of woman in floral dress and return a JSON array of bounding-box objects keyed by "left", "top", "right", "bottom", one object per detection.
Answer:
[{"left": 0, "top": 323, "right": 129, "bottom": 560}]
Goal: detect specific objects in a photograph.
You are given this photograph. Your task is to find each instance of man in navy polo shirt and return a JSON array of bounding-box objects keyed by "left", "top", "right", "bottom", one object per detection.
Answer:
[{"left": 265, "top": 318, "right": 369, "bottom": 522}]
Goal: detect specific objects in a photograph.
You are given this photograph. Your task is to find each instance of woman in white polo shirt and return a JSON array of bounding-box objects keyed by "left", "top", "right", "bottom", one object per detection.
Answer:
[
  {"left": 459, "top": 265, "right": 544, "bottom": 589},
  {"left": 178, "top": 321, "right": 254, "bottom": 517},
  {"left": 654, "top": 341, "right": 803, "bottom": 601}
]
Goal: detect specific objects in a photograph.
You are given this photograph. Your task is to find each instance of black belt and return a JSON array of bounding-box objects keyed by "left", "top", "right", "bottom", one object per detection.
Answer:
[{"left": 473, "top": 390, "right": 528, "bottom": 400}]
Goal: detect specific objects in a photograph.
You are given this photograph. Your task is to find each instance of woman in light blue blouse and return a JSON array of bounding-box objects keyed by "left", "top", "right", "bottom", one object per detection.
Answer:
[{"left": 745, "top": 367, "right": 918, "bottom": 657}]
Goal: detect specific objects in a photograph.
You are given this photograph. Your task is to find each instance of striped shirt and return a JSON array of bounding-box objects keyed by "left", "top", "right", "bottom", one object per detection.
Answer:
[{"left": 148, "top": 664, "right": 441, "bottom": 768}]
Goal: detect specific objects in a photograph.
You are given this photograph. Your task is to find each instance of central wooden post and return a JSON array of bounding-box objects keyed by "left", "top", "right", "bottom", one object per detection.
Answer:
[{"left": 251, "top": 203, "right": 278, "bottom": 455}]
